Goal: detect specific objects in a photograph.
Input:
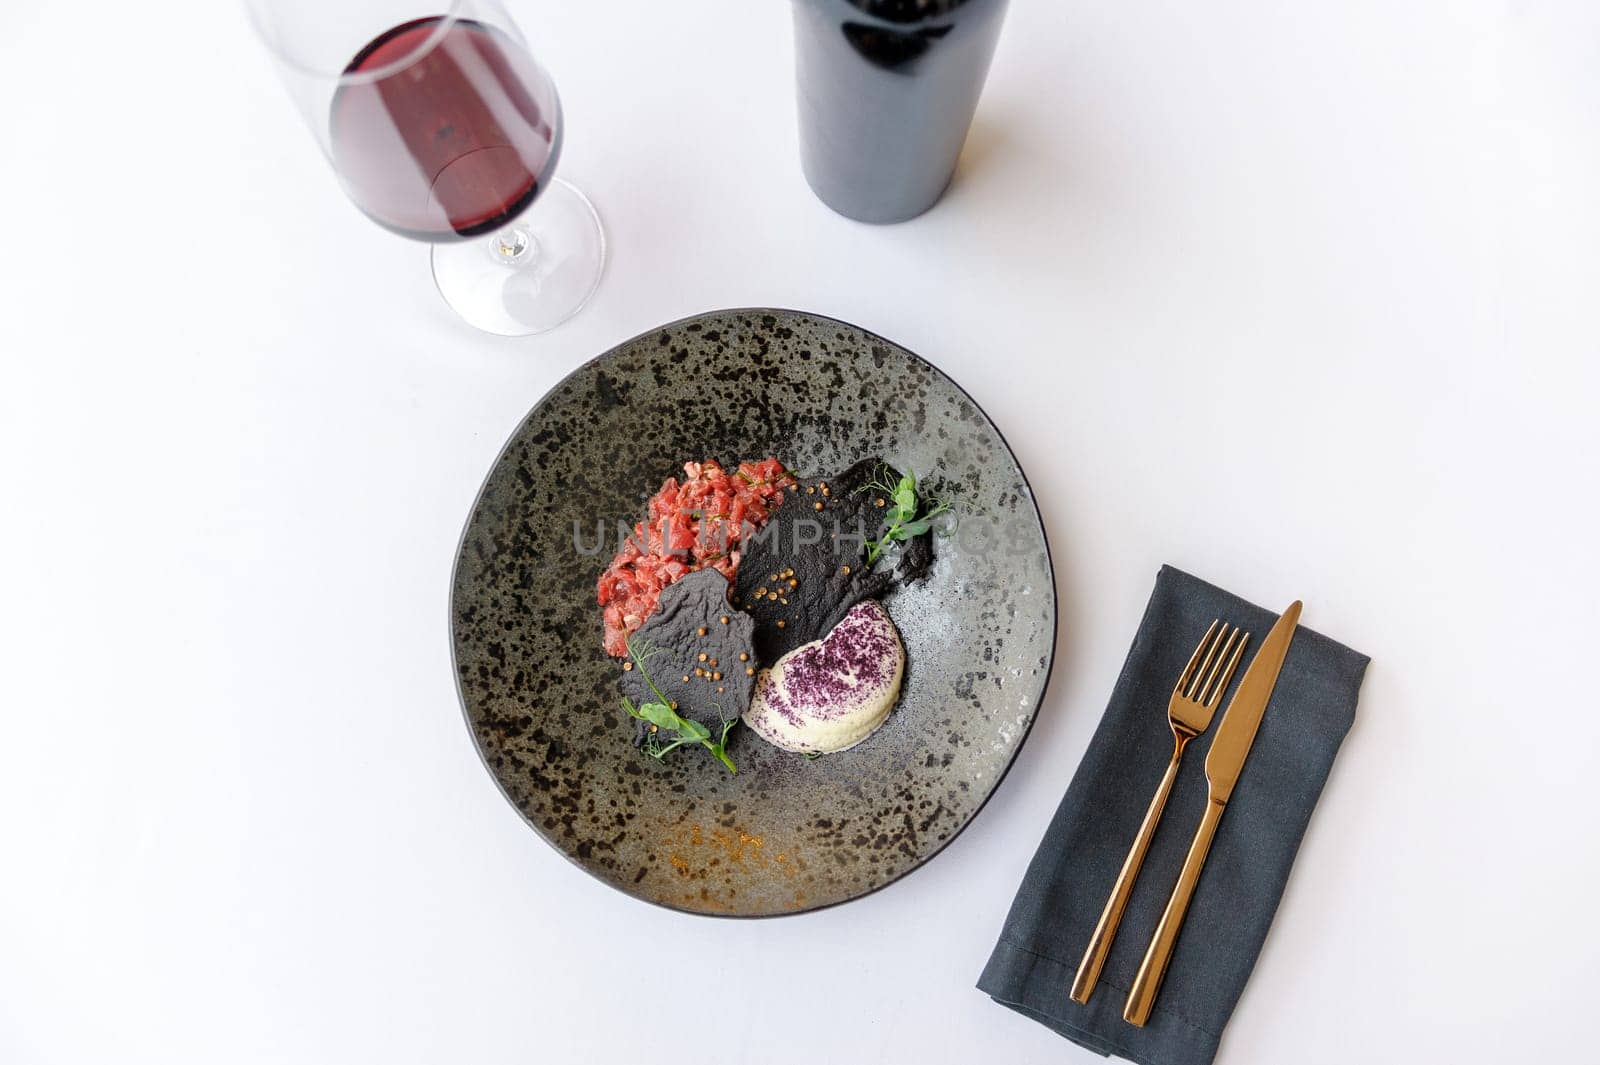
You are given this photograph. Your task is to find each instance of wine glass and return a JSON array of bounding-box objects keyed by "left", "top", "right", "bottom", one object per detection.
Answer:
[{"left": 247, "top": 0, "right": 605, "bottom": 336}]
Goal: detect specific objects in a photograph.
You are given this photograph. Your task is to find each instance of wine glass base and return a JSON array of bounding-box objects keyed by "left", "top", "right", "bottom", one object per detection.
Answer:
[{"left": 431, "top": 178, "right": 606, "bottom": 337}]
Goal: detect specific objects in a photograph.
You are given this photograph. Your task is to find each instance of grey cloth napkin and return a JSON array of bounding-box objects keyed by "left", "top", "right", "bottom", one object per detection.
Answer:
[{"left": 978, "top": 565, "right": 1368, "bottom": 1065}]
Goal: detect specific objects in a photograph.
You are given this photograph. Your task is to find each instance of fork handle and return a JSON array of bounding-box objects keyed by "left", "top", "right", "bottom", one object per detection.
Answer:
[
  {"left": 1070, "top": 737, "right": 1187, "bottom": 1004},
  {"left": 1123, "top": 796, "right": 1226, "bottom": 1026}
]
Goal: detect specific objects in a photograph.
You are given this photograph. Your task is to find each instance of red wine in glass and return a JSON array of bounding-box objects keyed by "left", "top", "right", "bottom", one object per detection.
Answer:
[
  {"left": 250, "top": 0, "right": 604, "bottom": 335},
  {"left": 329, "top": 17, "right": 563, "bottom": 241}
]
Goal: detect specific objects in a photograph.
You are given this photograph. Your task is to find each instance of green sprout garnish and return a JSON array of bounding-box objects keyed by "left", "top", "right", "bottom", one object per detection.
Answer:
[
  {"left": 621, "top": 637, "right": 738, "bottom": 774},
  {"left": 859, "top": 467, "right": 951, "bottom": 565}
]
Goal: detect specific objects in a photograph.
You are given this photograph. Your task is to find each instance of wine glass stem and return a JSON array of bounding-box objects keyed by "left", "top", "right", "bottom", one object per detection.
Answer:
[{"left": 494, "top": 224, "right": 539, "bottom": 266}]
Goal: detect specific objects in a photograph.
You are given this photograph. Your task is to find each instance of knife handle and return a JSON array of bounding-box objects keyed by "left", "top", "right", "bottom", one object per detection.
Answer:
[
  {"left": 1071, "top": 736, "right": 1187, "bottom": 1004},
  {"left": 1124, "top": 796, "right": 1226, "bottom": 1027}
]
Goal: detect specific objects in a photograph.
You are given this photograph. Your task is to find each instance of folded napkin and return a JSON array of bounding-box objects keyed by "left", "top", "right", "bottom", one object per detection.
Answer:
[{"left": 978, "top": 565, "right": 1368, "bottom": 1065}]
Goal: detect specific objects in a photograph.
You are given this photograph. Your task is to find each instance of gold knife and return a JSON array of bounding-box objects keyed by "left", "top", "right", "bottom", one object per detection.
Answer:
[{"left": 1122, "top": 600, "right": 1303, "bottom": 1027}]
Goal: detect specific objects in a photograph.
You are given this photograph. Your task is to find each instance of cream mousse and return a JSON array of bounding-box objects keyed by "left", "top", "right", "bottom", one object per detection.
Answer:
[{"left": 742, "top": 599, "right": 905, "bottom": 754}]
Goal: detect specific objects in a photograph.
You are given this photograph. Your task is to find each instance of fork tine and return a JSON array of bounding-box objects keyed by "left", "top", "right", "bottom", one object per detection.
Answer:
[
  {"left": 1201, "top": 630, "right": 1250, "bottom": 706},
  {"left": 1185, "top": 623, "right": 1229, "bottom": 699},
  {"left": 1193, "top": 626, "right": 1238, "bottom": 702},
  {"left": 1172, "top": 620, "right": 1220, "bottom": 698}
]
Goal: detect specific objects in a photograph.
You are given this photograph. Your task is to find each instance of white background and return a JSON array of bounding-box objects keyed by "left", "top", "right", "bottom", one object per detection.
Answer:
[{"left": 2, "top": 2, "right": 1597, "bottom": 1062}]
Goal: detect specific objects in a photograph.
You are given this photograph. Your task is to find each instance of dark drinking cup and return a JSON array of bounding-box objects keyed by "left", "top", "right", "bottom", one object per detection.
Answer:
[{"left": 792, "top": 0, "right": 1010, "bottom": 224}]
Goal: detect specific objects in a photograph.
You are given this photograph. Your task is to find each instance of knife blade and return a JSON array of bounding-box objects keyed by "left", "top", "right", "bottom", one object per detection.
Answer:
[{"left": 1203, "top": 599, "right": 1302, "bottom": 803}]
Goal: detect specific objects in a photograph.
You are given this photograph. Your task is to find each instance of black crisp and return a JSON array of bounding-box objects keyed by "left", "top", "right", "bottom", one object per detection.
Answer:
[{"left": 618, "top": 568, "right": 757, "bottom": 738}]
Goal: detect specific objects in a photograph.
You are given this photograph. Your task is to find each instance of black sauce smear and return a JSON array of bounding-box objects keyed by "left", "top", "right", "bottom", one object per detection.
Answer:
[
  {"left": 734, "top": 458, "right": 934, "bottom": 664},
  {"left": 618, "top": 569, "right": 756, "bottom": 744}
]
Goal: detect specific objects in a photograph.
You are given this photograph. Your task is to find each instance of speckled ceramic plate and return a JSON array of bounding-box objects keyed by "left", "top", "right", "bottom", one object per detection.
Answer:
[{"left": 451, "top": 309, "right": 1056, "bottom": 916}]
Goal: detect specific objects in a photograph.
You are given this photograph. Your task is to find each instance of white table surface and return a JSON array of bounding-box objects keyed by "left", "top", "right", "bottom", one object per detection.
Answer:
[{"left": 3, "top": 2, "right": 1597, "bottom": 1062}]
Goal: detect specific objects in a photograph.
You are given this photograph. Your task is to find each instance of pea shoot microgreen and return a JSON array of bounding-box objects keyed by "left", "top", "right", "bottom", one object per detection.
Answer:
[
  {"left": 859, "top": 467, "right": 951, "bottom": 565},
  {"left": 621, "top": 637, "right": 738, "bottom": 774}
]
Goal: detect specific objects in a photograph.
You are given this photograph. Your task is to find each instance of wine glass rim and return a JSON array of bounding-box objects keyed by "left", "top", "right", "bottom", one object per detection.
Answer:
[{"left": 246, "top": 0, "right": 470, "bottom": 84}]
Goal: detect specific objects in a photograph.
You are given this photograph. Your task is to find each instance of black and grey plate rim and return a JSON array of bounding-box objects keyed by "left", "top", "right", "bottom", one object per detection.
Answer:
[{"left": 447, "top": 306, "right": 1059, "bottom": 919}]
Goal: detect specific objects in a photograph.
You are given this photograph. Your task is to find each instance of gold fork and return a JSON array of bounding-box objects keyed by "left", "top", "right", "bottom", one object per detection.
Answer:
[{"left": 1069, "top": 619, "right": 1249, "bottom": 1004}]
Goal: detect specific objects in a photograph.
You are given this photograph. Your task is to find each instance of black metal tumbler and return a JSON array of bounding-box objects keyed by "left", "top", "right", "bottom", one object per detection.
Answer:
[{"left": 792, "top": 0, "right": 1010, "bottom": 224}]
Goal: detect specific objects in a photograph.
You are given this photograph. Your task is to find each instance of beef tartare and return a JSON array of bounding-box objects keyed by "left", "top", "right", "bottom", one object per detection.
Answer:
[{"left": 597, "top": 457, "right": 794, "bottom": 657}]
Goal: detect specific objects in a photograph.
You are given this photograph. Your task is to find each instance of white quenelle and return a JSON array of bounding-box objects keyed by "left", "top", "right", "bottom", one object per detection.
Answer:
[{"left": 743, "top": 599, "right": 906, "bottom": 755}]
